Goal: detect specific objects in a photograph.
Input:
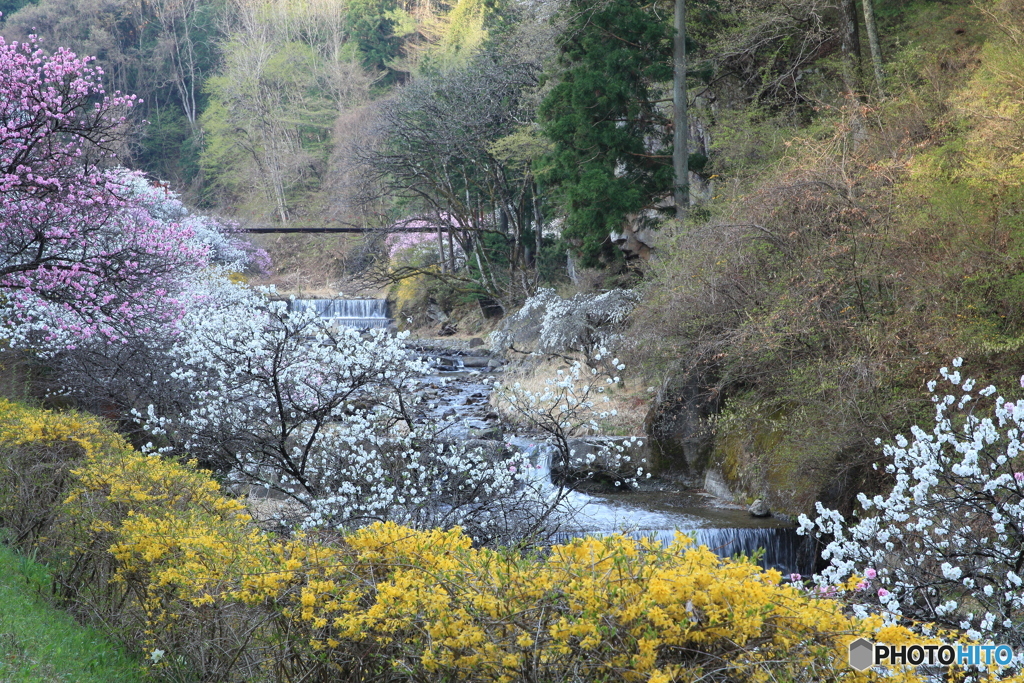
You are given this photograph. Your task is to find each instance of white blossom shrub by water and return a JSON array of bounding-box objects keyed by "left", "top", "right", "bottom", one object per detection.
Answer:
[
  {"left": 799, "top": 358, "right": 1024, "bottom": 651},
  {"left": 490, "top": 288, "right": 638, "bottom": 369},
  {"left": 495, "top": 353, "right": 648, "bottom": 493},
  {"left": 134, "top": 277, "right": 582, "bottom": 544}
]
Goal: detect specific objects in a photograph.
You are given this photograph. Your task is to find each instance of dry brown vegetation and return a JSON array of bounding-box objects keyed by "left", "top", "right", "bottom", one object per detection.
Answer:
[
  {"left": 627, "top": 0, "right": 1024, "bottom": 515},
  {"left": 492, "top": 354, "right": 654, "bottom": 436}
]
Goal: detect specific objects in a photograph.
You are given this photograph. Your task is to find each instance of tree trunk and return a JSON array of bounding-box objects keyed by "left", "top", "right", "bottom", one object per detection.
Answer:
[
  {"left": 533, "top": 182, "right": 543, "bottom": 281},
  {"left": 673, "top": 0, "right": 689, "bottom": 218},
  {"left": 862, "top": 0, "right": 886, "bottom": 96},
  {"left": 437, "top": 224, "right": 447, "bottom": 273},
  {"left": 839, "top": 0, "right": 868, "bottom": 146},
  {"left": 839, "top": 0, "right": 862, "bottom": 98}
]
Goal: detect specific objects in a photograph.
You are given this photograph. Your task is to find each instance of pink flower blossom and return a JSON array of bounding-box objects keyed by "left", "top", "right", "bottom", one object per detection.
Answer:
[
  {"left": 865, "top": 567, "right": 877, "bottom": 579},
  {"left": 877, "top": 588, "right": 890, "bottom": 598},
  {"left": 0, "top": 37, "right": 221, "bottom": 344}
]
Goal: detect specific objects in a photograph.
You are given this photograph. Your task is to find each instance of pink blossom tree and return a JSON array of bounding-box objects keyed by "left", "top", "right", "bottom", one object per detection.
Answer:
[{"left": 0, "top": 34, "right": 206, "bottom": 346}]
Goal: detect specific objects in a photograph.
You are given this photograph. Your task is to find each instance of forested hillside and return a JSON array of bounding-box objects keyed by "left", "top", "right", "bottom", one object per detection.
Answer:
[
  {"left": 631, "top": 0, "right": 1024, "bottom": 517},
  {"left": 1, "top": 0, "right": 891, "bottom": 289},
  {"left": 7, "top": 0, "right": 1024, "bottom": 675}
]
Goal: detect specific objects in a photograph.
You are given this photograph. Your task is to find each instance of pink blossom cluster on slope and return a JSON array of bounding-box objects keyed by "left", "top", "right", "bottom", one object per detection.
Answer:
[
  {"left": 385, "top": 214, "right": 464, "bottom": 261},
  {"left": 386, "top": 230, "right": 438, "bottom": 259},
  {"left": 0, "top": 35, "right": 209, "bottom": 346}
]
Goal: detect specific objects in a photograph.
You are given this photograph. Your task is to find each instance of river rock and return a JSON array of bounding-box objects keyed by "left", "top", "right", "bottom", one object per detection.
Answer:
[
  {"left": 749, "top": 499, "right": 771, "bottom": 517},
  {"left": 469, "top": 425, "right": 502, "bottom": 440},
  {"left": 426, "top": 303, "right": 449, "bottom": 323},
  {"left": 469, "top": 337, "right": 485, "bottom": 348},
  {"left": 704, "top": 467, "right": 736, "bottom": 503},
  {"left": 460, "top": 356, "right": 492, "bottom": 368},
  {"left": 487, "top": 359, "right": 503, "bottom": 369},
  {"left": 551, "top": 437, "right": 652, "bottom": 477}
]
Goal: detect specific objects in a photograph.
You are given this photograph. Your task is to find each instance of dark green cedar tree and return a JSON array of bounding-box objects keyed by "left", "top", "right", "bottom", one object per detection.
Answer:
[
  {"left": 348, "top": 0, "right": 405, "bottom": 83},
  {"left": 537, "top": 0, "right": 673, "bottom": 266}
]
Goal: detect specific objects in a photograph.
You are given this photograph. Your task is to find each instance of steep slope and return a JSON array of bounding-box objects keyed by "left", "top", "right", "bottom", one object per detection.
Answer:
[{"left": 634, "top": 0, "right": 1024, "bottom": 516}]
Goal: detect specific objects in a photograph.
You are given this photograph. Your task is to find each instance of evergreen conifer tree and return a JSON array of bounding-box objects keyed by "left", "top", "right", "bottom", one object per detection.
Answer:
[{"left": 537, "top": 0, "right": 673, "bottom": 266}]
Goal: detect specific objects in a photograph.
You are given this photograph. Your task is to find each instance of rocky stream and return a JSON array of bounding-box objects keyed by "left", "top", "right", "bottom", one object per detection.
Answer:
[{"left": 292, "top": 299, "right": 816, "bottom": 576}]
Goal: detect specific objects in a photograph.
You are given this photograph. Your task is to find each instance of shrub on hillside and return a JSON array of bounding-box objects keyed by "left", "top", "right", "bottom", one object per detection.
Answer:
[{"left": 800, "top": 360, "right": 1024, "bottom": 652}]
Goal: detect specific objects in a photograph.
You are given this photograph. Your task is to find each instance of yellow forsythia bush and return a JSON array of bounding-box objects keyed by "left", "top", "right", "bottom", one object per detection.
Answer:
[{"left": 0, "top": 399, "right": 952, "bottom": 682}]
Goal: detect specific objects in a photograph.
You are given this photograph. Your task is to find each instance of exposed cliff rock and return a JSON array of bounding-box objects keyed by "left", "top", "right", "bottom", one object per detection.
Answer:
[{"left": 643, "top": 362, "right": 719, "bottom": 486}]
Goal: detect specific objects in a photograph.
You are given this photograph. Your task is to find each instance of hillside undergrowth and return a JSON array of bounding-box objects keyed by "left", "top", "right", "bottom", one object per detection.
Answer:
[{"left": 631, "top": 0, "right": 1024, "bottom": 515}]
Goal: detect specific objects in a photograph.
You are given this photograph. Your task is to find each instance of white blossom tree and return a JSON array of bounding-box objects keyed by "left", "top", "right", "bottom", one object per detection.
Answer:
[
  {"left": 799, "top": 358, "right": 1024, "bottom": 650},
  {"left": 125, "top": 276, "right": 571, "bottom": 544}
]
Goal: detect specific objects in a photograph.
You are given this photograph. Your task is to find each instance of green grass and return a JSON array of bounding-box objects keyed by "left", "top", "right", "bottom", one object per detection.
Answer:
[{"left": 0, "top": 543, "right": 145, "bottom": 683}]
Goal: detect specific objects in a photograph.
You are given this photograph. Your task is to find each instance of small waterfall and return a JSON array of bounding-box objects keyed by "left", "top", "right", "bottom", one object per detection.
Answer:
[
  {"left": 637, "top": 527, "right": 811, "bottom": 576},
  {"left": 548, "top": 528, "right": 811, "bottom": 577},
  {"left": 514, "top": 439, "right": 812, "bottom": 576},
  {"left": 290, "top": 299, "right": 391, "bottom": 329}
]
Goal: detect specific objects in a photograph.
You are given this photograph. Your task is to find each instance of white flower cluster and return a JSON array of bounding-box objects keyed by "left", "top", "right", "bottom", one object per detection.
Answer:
[
  {"left": 116, "top": 171, "right": 265, "bottom": 271},
  {"left": 137, "top": 274, "right": 559, "bottom": 544},
  {"left": 798, "top": 358, "right": 1024, "bottom": 650},
  {"left": 489, "top": 288, "right": 639, "bottom": 367}
]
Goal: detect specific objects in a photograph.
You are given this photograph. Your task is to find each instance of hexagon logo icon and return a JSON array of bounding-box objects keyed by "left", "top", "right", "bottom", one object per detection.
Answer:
[{"left": 848, "top": 638, "right": 874, "bottom": 671}]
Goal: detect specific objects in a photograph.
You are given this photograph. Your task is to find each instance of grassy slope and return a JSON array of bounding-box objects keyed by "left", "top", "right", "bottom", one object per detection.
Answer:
[
  {"left": 0, "top": 543, "right": 144, "bottom": 683},
  {"left": 632, "top": 0, "right": 1024, "bottom": 514}
]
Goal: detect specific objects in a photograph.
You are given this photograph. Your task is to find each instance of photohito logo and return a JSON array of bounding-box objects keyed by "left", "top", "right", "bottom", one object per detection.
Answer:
[{"left": 848, "top": 638, "right": 1015, "bottom": 671}]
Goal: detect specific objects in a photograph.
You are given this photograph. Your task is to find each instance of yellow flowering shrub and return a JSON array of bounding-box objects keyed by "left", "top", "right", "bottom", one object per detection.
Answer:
[
  {"left": 0, "top": 398, "right": 130, "bottom": 545},
  {"left": 2, "top": 399, "right": 1009, "bottom": 682}
]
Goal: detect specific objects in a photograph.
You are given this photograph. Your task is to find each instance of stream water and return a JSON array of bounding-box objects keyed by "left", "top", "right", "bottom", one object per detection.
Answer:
[
  {"left": 405, "top": 337, "right": 814, "bottom": 576},
  {"left": 292, "top": 301, "right": 812, "bottom": 575}
]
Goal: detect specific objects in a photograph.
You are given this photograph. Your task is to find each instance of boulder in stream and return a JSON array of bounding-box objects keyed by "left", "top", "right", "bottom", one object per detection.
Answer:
[{"left": 748, "top": 499, "right": 771, "bottom": 518}]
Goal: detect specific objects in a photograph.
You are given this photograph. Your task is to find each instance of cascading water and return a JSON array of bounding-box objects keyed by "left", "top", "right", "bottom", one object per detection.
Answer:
[
  {"left": 512, "top": 439, "right": 813, "bottom": 576},
  {"left": 410, "top": 343, "right": 814, "bottom": 577},
  {"left": 290, "top": 299, "right": 391, "bottom": 329}
]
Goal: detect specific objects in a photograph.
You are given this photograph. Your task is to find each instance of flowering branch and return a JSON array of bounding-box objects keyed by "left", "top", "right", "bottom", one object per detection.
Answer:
[{"left": 799, "top": 358, "right": 1024, "bottom": 650}]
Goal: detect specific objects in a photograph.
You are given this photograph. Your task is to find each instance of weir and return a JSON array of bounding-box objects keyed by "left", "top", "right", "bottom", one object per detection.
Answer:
[
  {"left": 677, "top": 527, "right": 812, "bottom": 576},
  {"left": 551, "top": 528, "right": 813, "bottom": 577},
  {"left": 514, "top": 440, "right": 814, "bottom": 577},
  {"left": 290, "top": 298, "right": 391, "bottom": 329}
]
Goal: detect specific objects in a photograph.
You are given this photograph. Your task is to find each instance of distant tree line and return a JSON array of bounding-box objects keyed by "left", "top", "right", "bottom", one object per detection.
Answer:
[{"left": 1, "top": 0, "right": 890, "bottom": 306}]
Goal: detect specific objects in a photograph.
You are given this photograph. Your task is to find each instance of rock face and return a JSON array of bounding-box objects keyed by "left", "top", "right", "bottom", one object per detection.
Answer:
[
  {"left": 609, "top": 217, "right": 657, "bottom": 260},
  {"left": 703, "top": 467, "right": 735, "bottom": 503},
  {"left": 644, "top": 363, "right": 719, "bottom": 485}
]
